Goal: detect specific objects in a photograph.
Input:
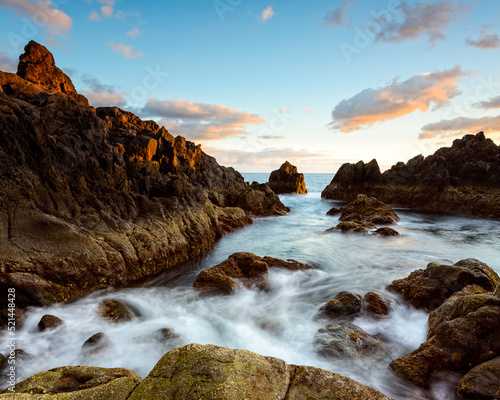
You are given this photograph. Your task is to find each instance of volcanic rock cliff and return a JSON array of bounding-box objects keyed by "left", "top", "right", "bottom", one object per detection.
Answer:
[
  {"left": 0, "top": 41, "right": 288, "bottom": 309},
  {"left": 322, "top": 132, "right": 500, "bottom": 219}
]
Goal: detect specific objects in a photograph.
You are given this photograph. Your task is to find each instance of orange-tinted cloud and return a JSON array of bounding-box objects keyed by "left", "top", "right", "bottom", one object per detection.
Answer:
[
  {"left": 419, "top": 115, "right": 500, "bottom": 139},
  {"left": 108, "top": 42, "right": 145, "bottom": 59},
  {"left": 331, "top": 66, "right": 468, "bottom": 132},
  {"left": 142, "top": 98, "right": 264, "bottom": 140}
]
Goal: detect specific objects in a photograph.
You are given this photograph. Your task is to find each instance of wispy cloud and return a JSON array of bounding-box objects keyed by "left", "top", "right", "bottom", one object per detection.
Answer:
[
  {"left": 375, "top": 1, "right": 468, "bottom": 47},
  {"left": 279, "top": 108, "right": 290, "bottom": 114},
  {"left": 79, "top": 73, "right": 127, "bottom": 107},
  {"left": 0, "top": 50, "right": 17, "bottom": 72},
  {"left": 141, "top": 98, "right": 264, "bottom": 140},
  {"left": 0, "top": 0, "right": 72, "bottom": 37},
  {"left": 126, "top": 27, "right": 142, "bottom": 39},
  {"left": 324, "top": 0, "right": 355, "bottom": 28},
  {"left": 88, "top": 0, "right": 139, "bottom": 22},
  {"left": 475, "top": 95, "right": 500, "bottom": 110},
  {"left": 420, "top": 115, "right": 500, "bottom": 139},
  {"left": 261, "top": 6, "right": 274, "bottom": 21},
  {"left": 303, "top": 109, "right": 313, "bottom": 114},
  {"left": 260, "top": 135, "right": 285, "bottom": 140},
  {"left": 331, "top": 66, "right": 468, "bottom": 132},
  {"left": 108, "top": 42, "right": 145, "bottom": 59},
  {"left": 465, "top": 25, "right": 500, "bottom": 50}
]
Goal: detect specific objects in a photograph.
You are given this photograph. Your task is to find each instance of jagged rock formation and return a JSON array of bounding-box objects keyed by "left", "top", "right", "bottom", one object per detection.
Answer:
[
  {"left": 322, "top": 132, "right": 500, "bottom": 219},
  {"left": 268, "top": 161, "right": 307, "bottom": 194},
  {"left": 0, "top": 41, "right": 288, "bottom": 309}
]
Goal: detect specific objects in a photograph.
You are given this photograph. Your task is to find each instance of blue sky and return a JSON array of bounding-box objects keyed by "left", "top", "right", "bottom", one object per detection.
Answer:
[{"left": 0, "top": 0, "right": 500, "bottom": 172}]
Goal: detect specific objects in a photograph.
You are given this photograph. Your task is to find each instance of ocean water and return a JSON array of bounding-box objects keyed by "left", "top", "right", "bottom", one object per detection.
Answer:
[{"left": 2, "top": 173, "right": 499, "bottom": 399}]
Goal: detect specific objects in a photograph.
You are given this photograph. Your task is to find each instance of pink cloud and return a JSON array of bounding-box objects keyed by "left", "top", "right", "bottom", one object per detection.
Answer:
[{"left": 108, "top": 42, "right": 145, "bottom": 59}]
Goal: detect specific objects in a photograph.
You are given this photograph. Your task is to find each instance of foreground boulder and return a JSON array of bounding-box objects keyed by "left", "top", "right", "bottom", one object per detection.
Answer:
[
  {"left": 0, "top": 366, "right": 141, "bottom": 399},
  {"left": 322, "top": 132, "right": 500, "bottom": 219},
  {"left": 456, "top": 357, "right": 500, "bottom": 400},
  {"left": 0, "top": 41, "right": 288, "bottom": 308},
  {"left": 339, "top": 194, "right": 399, "bottom": 225},
  {"left": 128, "top": 343, "right": 393, "bottom": 400},
  {"left": 268, "top": 161, "right": 307, "bottom": 194},
  {"left": 193, "top": 252, "right": 314, "bottom": 295},
  {"left": 387, "top": 259, "right": 499, "bottom": 311}
]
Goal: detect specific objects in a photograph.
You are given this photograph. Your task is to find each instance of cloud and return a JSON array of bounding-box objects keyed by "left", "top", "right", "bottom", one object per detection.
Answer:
[
  {"left": 324, "top": 0, "right": 355, "bottom": 28},
  {"left": 260, "top": 135, "right": 285, "bottom": 140},
  {"left": 126, "top": 27, "right": 141, "bottom": 39},
  {"left": 465, "top": 25, "right": 500, "bottom": 50},
  {"left": 108, "top": 42, "right": 145, "bottom": 59},
  {"left": 303, "top": 109, "right": 313, "bottom": 114},
  {"left": 475, "top": 95, "right": 500, "bottom": 110},
  {"left": 279, "top": 108, "right": 290, "bottom": 114},
  {"left": 331, "top": 66, "right": 468, "bottom": 132},
  {"left": 0, "top": 50, "right": 17, "bottom": 72},
  {"left": 261, "top": 6, "right": 274, "bottom": 21},
  {"left": 83, "top": 91, "right": 127, "bottom": 108},
  {"left": 81, "top": 74, "right": 116, "bottom": 93},
  {"left": 88, "top": 9, "right": 101, "bottom": 21},
  {"left": 141, "top": 98, "right": 264, "bottom": 140},
  {"left": 0, "top": 0, "right": 72, "bottom": 36},
  {"left": 101, "top": 5, "right": 113, "bottom": 17},
  {"left": 88, "top": 0, "right": 139, "bottom": 22},
  {"left": 419, "top": 115, "right": 500, "bottom": 139},
  {"left": 375, "top": 1, "right": 468, "bottom": 47}
]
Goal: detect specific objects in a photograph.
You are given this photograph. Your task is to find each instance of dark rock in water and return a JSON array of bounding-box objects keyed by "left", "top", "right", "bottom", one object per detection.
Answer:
[
  {"left": 268, "top": 161, "right": 307, "bottom": 194},
  {"left": 318, "top": 291, "right": 362, "bottom": 320},
  {"left": 391, "top": 289, "right": 500, "bottom": 388},
  {"left": 98, "top": 300, "right": 136, "bottom": 323},
  {"left": 127, "top": 343, "right": 393, "bottom": 400},
  {"left": 322, "top": 132, "right": 500, "bottom": 219},
  {"left": 0, "top": 365, "right": 141, "bottom": 399},
  {"left": 13, "top": 349, "right": 34, "bottom": 364},
  {"left": 326, "top": 207, "right": 342, "bottom": 216},
  {"left": 387, "top": 258, "right": 499, "bottom": 311},
  {"left": 38, "top": 314, "right": 64, "bottom": 331},
  {"left": 82, "top": 333, "right": 113, "bottom": 355},
  {"left": 374, "top": 227, "right": 400, "bottom": 236},
  {"left": 363, "top": 292, "right": 390, "bottom": 317},
  {"left": 329, "top": 220, "right": 377, "bottom": 233},
  {"left": 0, "top": 41, "right": 289, "bottom": 308},
  {"left": 314, "top": 322, "right": 390, "bottom": 362},
  {"left": 339, "top": 194, "right": 399, "bottom": 225},
  {"left": 193, "top": 252, "right": 313, "bottom": 295},
  {"left": 456, "top": 356, "right": 500, "bottom": 400}
]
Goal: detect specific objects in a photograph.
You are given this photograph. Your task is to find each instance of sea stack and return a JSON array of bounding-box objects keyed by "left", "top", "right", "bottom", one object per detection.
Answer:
[{"left": 268, "top": 161, "right": 307, "bottom": 194}]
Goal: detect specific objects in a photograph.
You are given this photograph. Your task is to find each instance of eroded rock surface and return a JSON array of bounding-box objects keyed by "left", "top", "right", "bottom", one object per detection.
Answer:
[{"left": 268, "top": 161, "right": 307, "bottom": 194}]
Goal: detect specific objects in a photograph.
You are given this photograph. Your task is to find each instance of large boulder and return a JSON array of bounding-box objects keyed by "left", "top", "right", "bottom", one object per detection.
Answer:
[
  {"left": 128, "top": 343, "right": 393, "bottom": 400},
  {"left": 456, "top": 357, "right": 500, "bottom": 400},
  {"left": 314, "top": 322, "right": 390, "bottom": 362},
  {"left": 387, "top": 259, "right": 499, "bottom": 311},
  {"left": 0, "top": 366, "right": 141, "bottom": 399},
  {"left": 0, "top": 41, "right": 289, "bottom": 308},
  {"left": 322, "top": 133, "right": 500, "bottom": 219},
  {"left": 268, "top": 161, "right": 307, "bottom": 194},
  {"left": 193, "top": 252, "right": 314, "bottom": 295}
]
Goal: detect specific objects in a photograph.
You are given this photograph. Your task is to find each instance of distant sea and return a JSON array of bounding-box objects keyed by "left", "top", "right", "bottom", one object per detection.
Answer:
[{"left": 241, "top": 173, "right": 333, "bottom": 194}]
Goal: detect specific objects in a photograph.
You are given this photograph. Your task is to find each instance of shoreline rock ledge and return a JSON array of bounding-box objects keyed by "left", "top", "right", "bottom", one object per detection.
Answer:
[
  {"left": 268, "top": 161, "right": 308, "bottom": 194},
  {"left": 0, "top": 41, "right": 288, "bottom": 311},
  {"left": 1, "top": 344, "right": 394, "bottom": 400}
]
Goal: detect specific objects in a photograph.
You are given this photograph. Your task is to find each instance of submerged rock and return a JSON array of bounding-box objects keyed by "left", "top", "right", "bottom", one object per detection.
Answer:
[
  {"left": 128, "top": 343, "right": 393, "bottom": 400},
  {"left": 314, "top": 322, "right": 390, "bottom": 362},
  {"left": 193, "top": 252, "right": 314, "bottom": 295},
  {"left": 38, "top": 315, "right": 64, "bottom": 331},
  {"left": 339, "top": 194, "right": 399, "bottom": 225},
  {"left": 0, "top": 366, "right": 141, "bottom": 399},
  {"left": 387, "top": 258, "right": 499, "bottom": 311},
  {"left": 330, "top": 220, "right": 376, "bottom": 233},
  {"left": 456, "top": 356, "right": 500, "bottom": 400},
  {"left": 97, "top": 300, "right": 136, "bottom": 323},
  {"left": 374, "top": 227, "right": 400, "bottom": 237},
  {"left": 268, "top": 161, "right": 307, "bottom": 194},
  {"left": 81, "top": 333, "right": 113, "bottom": 356},
  {"left": 321, "top": 132, "right": 500, "bottom": 219}
]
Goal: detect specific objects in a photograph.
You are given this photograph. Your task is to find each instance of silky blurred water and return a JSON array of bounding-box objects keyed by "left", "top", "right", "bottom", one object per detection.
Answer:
[{"left": 2, "top": 173, "right": 499, "bottom": 400}]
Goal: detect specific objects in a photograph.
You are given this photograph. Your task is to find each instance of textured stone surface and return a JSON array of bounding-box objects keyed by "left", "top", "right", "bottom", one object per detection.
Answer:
[
  {"left": 268, "top": 161, "right": 307, "bottom": 194},
  {"left": 318, "top": 291, "right": 362, "bottom": 320},
  {"left": 456, "top": 356, "right": 500, "bottom": 400},
  {"left": 321, "top": 132, "right": 500, "bottom": 219},
  {"left": 37, "top": 315, "right": 64, "bottom": 331}
]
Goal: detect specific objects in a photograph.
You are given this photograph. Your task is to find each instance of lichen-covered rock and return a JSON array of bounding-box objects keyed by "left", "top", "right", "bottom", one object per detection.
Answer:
[
  {"left": 268, "top": 161, "right": 307, "bottom": 194},
  {"left": 339, "top": 194, "right": 399, "bottom": 225},
  {"left": 456, "top": 356, "right": 500, "bottom": 400},
  {"left": 363, "top": 292, "right": 390, "bottom": 317},
  {"left": 387, "top": 259, "right": 499, "bottom": 311},
  {"left": 127, "top": 343, "right": 393, "bottom": 400},
  {"left": 391, "top": 291, "right": 500, "bottom": 388},
  {"left": 97, "top": 300, "right": 136, "bottom": 323},
  {"left": 314, "top": 322, "right": 390, "bottom": 362},
  {"left": 318, "top": 291, "right": 362, "bottom": 320},
  {"left": 38, "top": 315, "right": 64, "bottom": 331},
  {"left": 373, "top": 227, "right": 400, "bottom": 237},
  {"left": 0, "top": 366, "right": 141, "bottom": 399},
  {"left": 193, "top": 252, "right": 314, "bottom": 295},
  {"left": 321, "top": 133, "right": 500, "bottom": 219}
]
